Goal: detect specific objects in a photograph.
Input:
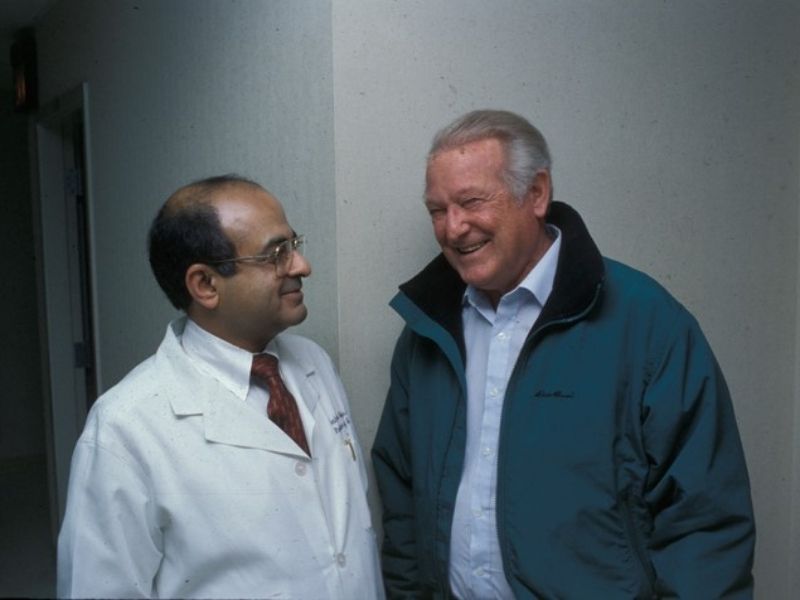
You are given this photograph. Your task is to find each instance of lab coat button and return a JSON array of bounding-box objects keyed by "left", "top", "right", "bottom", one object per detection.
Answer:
[
  {"left": 295, "top": 462, "right": 307, "bottom": 476},
  {"left": 336, "top": 553, "right": 346, "bottom": 567}
]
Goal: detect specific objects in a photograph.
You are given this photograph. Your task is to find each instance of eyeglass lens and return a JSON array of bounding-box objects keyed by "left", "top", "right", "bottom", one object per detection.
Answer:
[{"left": 275, "top": 237, "right": 304, "bottom": 274}]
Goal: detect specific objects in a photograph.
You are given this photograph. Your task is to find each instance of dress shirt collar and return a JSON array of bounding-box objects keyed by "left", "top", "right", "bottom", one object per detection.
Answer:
[
  {"left": 463, "top": 224, "right": 562, "bottom": 314},
  {"left": 181, "top": 318, "right": 277, "bottom": 401}
]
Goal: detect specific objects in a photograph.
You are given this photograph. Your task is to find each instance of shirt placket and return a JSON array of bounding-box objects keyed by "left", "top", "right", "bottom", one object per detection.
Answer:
[{"left": 468, "top": 310, "right": 513, "bottom": 595}]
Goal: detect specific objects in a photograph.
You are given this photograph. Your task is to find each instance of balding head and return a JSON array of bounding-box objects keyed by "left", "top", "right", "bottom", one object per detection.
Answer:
[
  {"left": 162, "top": 175, "right": 264, "bottom": 215},
  {"left": 148, "top": 174, "right": 266, "bottom": 310}
]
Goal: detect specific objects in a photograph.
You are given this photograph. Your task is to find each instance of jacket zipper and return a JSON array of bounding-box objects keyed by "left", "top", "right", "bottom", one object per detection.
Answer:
[{"left": 494, "top": 283, "right": 603, "bottom": 589}]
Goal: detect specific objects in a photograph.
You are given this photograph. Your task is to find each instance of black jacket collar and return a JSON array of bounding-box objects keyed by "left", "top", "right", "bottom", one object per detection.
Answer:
[{"left": 397, "top": 201, "right": 605, "bottom": 347}]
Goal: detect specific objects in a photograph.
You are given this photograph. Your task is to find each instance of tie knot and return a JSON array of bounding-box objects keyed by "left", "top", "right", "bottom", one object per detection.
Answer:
[{"left": 251, "top": 353, "right": 280, "bottom": 382}]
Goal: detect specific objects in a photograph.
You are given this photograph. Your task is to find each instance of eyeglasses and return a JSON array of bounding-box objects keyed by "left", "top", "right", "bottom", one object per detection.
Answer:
[{"left": 210, "top": 235, "right": 305, "bottom": 276}]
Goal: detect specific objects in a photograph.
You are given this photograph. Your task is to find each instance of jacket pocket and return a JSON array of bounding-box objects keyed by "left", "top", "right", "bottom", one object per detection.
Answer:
[{"left": 620, "top": 494, "right": 659, "bottom": 599}]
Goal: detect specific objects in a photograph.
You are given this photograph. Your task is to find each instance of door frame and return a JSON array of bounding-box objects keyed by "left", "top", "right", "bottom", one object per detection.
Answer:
[{"left": 31, "top": 82, "right": 100, "bottom": 536}]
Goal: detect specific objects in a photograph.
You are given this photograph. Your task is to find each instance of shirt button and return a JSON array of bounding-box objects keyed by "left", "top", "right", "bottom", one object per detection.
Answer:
[
  {"left": 474, "top": 566, "right": 486, "bottom": 577},
  {"left": 497, "top": 331, "right": 507, "bottom": 340},
  {"left": 482, "top": 447, "right": 493, "bottom": 458},
  {"left": 336, "top": 553, "right": 346, "bottom": 567},
  {"left": 489, "top": 387, "right": 499, "bottom": 397},
  {"left": 472, "top": 508, "right": 482, "bottom": 518},
  {"left": 294, "top": 462, "right": 307, "bottom": 476}
]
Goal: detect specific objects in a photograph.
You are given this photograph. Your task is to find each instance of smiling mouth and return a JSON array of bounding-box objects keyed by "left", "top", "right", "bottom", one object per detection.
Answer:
[{"left": 455, "top": 241, "right": 488, "bottom": 255}]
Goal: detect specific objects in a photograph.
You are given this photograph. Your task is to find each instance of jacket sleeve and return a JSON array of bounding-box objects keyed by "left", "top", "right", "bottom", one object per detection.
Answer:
[
  {"left": 371, "top": 329, "right": 426, "bottom": 598},
  {"left": 57, "top": 431, "right": 163, "bottom": 599},
  {"left": 641, "top": 311, "right": 755, "bottom": 598}
]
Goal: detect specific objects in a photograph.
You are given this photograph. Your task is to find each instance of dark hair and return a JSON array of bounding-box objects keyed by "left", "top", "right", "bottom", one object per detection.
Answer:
[{"left": 148, "top": 174, "right": 260, "bottom": 310}]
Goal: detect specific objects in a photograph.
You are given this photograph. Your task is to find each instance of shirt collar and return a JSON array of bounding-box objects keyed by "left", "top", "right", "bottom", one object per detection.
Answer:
[
  {"left": 180, "top": 318, "right": 277, "bottom": 401},
  {"left": 463, "top": 224, "right": 562, "bottom": 312}
]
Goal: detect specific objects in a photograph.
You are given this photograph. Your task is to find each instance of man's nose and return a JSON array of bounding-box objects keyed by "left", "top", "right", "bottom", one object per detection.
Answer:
[
  {"left": 445, "top": 205, "right": 469, "bottom": 239},
  {"left": 287, "top": 250, "right": 312, "bottom": 277}
]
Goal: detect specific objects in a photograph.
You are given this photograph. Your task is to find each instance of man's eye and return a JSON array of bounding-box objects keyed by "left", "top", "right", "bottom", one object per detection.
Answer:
[
  {"left": 272, "top": 244, "right": 288, "bottom": 262},
  {"left": 462, "top": 197, "right": 483, "bottom": 208}
]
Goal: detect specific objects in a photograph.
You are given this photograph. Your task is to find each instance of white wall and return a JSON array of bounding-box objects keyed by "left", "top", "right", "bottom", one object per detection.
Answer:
[
  {"left": 37, "top": 0, "right": 337, "bottom": 388},
  {"left": 332, "top": 1, "right": 799, "bottom": 597},
  {"left": 36, "top": 0, "right": 799, "bottom": 596},
  {"left": 794, "top": 163, "right": 800, "bottom": 596}
]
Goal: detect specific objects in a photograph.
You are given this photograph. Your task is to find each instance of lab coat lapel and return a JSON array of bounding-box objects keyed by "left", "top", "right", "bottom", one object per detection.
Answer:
[
  {"left": 159, "top": 320, "right": 308, "bottom": 458},
  {"left": 203, "top": 393, "right": 307, "bottom": 458}
]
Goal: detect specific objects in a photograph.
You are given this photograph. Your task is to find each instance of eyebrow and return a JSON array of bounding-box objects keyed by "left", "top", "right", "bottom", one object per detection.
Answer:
[
  {"left": 455, "top": 187, "right": 487, "bottom": 198},
  {"left": 425, "top": 186, "right": 487, "bottom": 203}
]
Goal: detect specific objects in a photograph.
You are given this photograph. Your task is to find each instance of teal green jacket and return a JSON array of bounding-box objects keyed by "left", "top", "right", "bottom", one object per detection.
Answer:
[{"left": 372, "top": 202, "right": 754, "bottom": 599}]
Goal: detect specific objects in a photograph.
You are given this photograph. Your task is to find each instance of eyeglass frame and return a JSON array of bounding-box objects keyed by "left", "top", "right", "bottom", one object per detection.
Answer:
[{"left": 207, "top": 234, "right": 305, "bottom": 274}]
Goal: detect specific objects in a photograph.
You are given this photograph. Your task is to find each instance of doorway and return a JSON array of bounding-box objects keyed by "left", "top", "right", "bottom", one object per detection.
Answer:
[{"left": 33, "top": 82, "right": 98, "bottom": 536}]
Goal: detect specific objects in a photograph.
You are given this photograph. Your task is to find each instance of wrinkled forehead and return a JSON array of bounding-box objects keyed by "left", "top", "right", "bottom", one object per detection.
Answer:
[{"left": 425, "top": 138, "right": 508, "bottom": 198}]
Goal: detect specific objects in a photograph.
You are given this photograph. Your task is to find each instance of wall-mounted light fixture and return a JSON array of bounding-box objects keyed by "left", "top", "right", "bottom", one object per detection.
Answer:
[{"left": 10, "top": 28, "right": 38, "bottom": 112}]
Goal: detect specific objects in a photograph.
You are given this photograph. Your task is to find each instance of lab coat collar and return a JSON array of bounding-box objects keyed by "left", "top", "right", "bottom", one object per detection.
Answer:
[{"left": 157, "top": 318, "right": 319, "bottom": 459}]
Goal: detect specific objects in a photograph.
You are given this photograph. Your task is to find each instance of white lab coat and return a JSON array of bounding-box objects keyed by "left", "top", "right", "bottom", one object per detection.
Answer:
[{"left": 57, "top": 318, "right": 384, "bottom": 599}]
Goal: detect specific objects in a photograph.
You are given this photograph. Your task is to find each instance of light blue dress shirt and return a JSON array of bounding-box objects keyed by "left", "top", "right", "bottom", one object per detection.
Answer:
[{"left": 449, "top": 226, "right": 561, "bottom": 600}]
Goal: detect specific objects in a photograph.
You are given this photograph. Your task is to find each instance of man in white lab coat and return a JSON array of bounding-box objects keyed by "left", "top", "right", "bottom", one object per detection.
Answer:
[{"left": 57, "top": 175, "right": 383, "bottom": 599}]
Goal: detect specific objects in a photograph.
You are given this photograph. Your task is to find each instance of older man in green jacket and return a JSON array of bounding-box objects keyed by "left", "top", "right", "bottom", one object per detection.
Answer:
[{"left": 372, "top": 110, "right": 754, "bottom": 598}]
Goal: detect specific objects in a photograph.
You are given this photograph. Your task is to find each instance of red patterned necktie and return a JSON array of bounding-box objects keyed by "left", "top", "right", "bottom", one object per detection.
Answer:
[{"left": 251, "top": 354, "right": 311, "bottom": 457}]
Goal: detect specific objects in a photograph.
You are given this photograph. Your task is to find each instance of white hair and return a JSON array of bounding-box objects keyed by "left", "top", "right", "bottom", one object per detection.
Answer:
[{"left": 427, "top": 109, "right": 552, "bottom": 202}]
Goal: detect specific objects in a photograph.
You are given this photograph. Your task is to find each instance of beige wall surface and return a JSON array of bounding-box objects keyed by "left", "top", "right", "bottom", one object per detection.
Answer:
[
  {"left": 332, "top": 1, "right": 799, "bottom": 597},
  {"left": 36, "top": 0, "right": 799, "bottom": 596}
]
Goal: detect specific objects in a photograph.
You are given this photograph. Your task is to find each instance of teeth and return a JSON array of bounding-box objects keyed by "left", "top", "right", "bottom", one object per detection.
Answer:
[{"left": 457, "top": 241, "right": 487, "bottom": 254}]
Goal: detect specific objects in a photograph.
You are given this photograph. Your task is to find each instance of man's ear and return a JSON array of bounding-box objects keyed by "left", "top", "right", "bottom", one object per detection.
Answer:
[
  {"left": 526, "top": 170, "right": 552, "bottom": 218},
  {"left": 185, "top": 263, "right": 221, "bottom": 310}
]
